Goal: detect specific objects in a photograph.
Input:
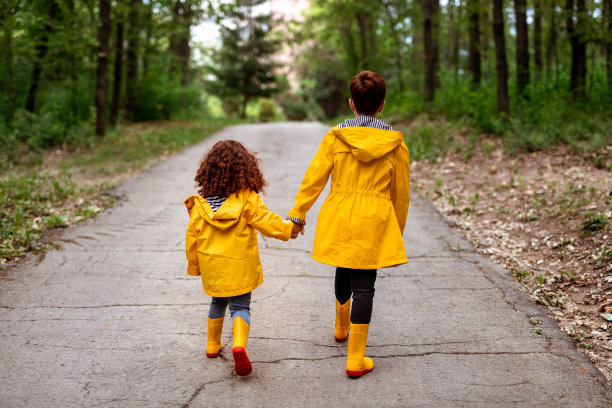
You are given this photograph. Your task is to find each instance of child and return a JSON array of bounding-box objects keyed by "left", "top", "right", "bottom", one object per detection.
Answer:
[
  {"left": 185, "top": 140, "right": 300, "bottom": 376},
  {"left": 287, "top": 71, "right": 410, "bottom": 378}
]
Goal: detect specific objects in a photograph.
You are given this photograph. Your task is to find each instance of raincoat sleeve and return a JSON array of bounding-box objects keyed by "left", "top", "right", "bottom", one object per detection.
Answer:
[
  {"left": 287, "top": 130, "right": 334, "bottom": 222},
  {"left": 247, "top": 192, "right": 293, "bottom": 241},
  {"left": 185, "top": 198, "right": 201, "bottom": 276},
  {"left": 390, "top": 143, "right": 410, "bottom": 233}
]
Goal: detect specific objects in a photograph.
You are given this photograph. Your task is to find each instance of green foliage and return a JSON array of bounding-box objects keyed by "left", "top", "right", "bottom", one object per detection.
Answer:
[
  {"left": 581, "top": 214, "right": 609, "bottom": 234},
  {"left": 258, "top": 98, "right": 278, "bottom": 122},
  {"left": 206, "top": 0, "right": 281, "bottom": 119},
  {"left": 1, "top": 118, "right": 234, "bottom": 262},
  {"left": 0, "top": 171, "right": 74, "bottom": 259}
]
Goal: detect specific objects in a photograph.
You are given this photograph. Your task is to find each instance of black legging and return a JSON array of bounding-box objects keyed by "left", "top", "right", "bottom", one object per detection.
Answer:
[{"left": 335, "top": 267, "right": 377, "bottom": 324}]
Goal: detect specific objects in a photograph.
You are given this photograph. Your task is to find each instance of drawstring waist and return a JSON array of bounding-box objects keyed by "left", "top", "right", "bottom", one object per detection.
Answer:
[{"left": 330, "top": 188, "right": 390, "bottom": 200}]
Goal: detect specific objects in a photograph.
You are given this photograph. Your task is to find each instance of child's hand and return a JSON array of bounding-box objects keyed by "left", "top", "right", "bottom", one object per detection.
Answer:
[{"left": 291, "top": 222, "right": 304, "bottom": 239}]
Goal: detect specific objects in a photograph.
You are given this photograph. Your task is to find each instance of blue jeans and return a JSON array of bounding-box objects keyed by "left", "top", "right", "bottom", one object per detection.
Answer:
[{"left": 208, "top": 292, "right": 251, "bottom": 325}]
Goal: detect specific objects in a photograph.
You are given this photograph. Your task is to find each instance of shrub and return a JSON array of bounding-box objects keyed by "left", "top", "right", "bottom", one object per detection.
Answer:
[{"left": 258, "top": 98, "right": 277, "bottom": 122}]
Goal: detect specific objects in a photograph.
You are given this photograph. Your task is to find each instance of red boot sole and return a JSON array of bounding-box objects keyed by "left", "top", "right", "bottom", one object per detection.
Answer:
[
  {"left": 232, "top": 347, "right": 252, "bottom": 376},
  {"left": 206, "top": 352, "right": 219, "bottom": 358},
  {"left": 335, "top": 336, "right": 347, "bottom": 342},
  {"left": 346, "top": 367, "right": 373, "bottom": 378}
]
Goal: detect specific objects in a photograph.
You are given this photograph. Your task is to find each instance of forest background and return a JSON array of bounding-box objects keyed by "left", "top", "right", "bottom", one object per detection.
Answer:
[{"left": 1, "top": 0, "right": 610, "bottom": 268}]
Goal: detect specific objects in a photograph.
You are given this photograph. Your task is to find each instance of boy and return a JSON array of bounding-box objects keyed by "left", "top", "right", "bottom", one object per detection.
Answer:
[{"left": 288, "top": 71, "right": 410, "bottom": 378}]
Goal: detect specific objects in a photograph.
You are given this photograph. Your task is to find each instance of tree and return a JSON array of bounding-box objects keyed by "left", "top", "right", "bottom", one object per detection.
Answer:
[
  {"left": 421, "top": 0, "right": 439, "bottom": 103},
  {"left": 467, "top": 0, "right": 481, "bottom": 85},
  {"left": 492, "top": 0, "right": 510, "bottom": 115},
  {"left": 0, "top": 0, "right": 20, "bottom": 122},
  {"left": 125, "top": 0, "right": 141, "bottom": 120},
  {"left": 171, "top": 0, "right": 196, "bottom": 108},
  {"left": 534, "top": 0, "right": 543, "bottom": 74},
  {"left": 95, "top": 0, "right": 111, "bottom": 136},
  {"left": 566, "top": 0, "right": 587, "bottom": 98},
  {"left": 603, "top": 0, "right": 611, "bottom": 86},
  {"left": 514, "top": 0, "right": 529, "bottom": 97},
  {"left": 545, "top": 0, "right": 559, "bottom": 83},
  {"left": 209, "top": 0, "right": 280, "bottom": 118},
  {"left": 25, "top": 0, "right": 59, "bottom": 112},
  {"left": 110, "top": 5, "right": 124, "bottom": 127},
  {"left": 382, "top": 0, "right": 405, "bottom": 92}
]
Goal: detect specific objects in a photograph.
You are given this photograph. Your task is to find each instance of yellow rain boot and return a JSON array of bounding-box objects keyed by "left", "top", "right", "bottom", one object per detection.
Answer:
[
  {"left": 232, "top": 316, "right": 252, "bottom": 376},
  {"left": 334, "top": 299, "right": 351, "bottom": 342},
  {"left": 346, "top": 323, "right": 374, "bottom": 378},
  {"left": 206, "top": 317, "right": 224, "bottom": 358}
]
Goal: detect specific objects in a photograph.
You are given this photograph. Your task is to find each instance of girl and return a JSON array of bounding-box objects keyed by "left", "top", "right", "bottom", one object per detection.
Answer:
[
  {"left": 185, "top": 140, "right": 299, "bottom": 376},
  {"left": 287, "top": 71, "right": 410, "bottom": 378}
]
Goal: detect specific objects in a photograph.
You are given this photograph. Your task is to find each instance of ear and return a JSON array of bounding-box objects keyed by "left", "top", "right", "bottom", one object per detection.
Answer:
[
  {"left": 377, "top": 100, "right": 385, "bottom": 113},
  {"left": 349, "top": 98, "right": 356, "bottom": 112}
]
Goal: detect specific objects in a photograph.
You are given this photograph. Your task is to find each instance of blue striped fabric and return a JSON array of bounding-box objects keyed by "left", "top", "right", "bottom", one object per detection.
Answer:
[
  {"left": 205, "top": 196, "right": 226, "bottom": 212},
  {"left": 337, "top": 116, "right": 393, "bottom": 131}
]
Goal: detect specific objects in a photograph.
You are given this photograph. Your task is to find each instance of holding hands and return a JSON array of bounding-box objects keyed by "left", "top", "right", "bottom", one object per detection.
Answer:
[{"left": 290, "top": 222, "right": 305, "bottom": 239}]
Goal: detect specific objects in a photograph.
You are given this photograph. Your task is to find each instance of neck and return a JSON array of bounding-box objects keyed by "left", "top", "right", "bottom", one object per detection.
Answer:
[{"left": 353, "top": 113, "right": 379, "bottom": 118}]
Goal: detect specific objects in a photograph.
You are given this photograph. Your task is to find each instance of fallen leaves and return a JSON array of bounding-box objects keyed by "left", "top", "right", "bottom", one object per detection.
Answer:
[{"left": 410, "top": 135, "right": 612, "bottom": 380}]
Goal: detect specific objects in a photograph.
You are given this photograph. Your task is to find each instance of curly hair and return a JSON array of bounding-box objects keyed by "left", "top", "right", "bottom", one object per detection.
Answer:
[{"left": 194, "top": 140, "right": 267, "bottom": 198}]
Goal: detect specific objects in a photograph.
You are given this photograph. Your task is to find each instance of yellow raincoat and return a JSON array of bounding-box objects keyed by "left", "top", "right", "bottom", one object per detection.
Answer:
[
  {"left": 288, "top": 125, "right": 410, "bottom": 269},
  {"left": 185, "top": 190, "right": 293, "bottom": 297}
]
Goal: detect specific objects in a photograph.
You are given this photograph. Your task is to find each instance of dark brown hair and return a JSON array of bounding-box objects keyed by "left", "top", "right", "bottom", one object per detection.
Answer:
[
  {"left": 349, "top": 71, "right": 386, "bottom": 115},
  {"left": 194, "top": 140, "right": 266, "bottom": 198}
]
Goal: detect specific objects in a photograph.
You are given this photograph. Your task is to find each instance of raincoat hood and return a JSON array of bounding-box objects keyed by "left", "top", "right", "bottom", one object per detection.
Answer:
[
  {"left": 333, "top": 126, "right": 405, "bottom": 162},
  {"left": 184, "top": 194, "right": 241, "bottom": 230}
]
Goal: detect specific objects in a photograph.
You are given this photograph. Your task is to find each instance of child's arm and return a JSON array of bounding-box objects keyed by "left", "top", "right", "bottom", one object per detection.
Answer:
[
  {"left": 247, "top": 192, "right": 293, "bottom": 241},
  {"left": 185, "top": 199, "right": 201, "bottom": 276},
  {"left": 287, "top": 130, "right": 334, "bottom": 223},
  {"left": 390, "top": 144, "right": 410, "bottom": 233}
]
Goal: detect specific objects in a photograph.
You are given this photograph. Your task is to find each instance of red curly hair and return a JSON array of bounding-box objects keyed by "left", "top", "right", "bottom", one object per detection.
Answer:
[{"left": 194, "top": 140, "right": 267, "bottom": 198}]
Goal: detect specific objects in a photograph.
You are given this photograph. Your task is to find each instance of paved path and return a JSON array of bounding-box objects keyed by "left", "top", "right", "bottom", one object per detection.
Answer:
[{"left": 1, "top": 123, "right": 610, "bottom": 408}]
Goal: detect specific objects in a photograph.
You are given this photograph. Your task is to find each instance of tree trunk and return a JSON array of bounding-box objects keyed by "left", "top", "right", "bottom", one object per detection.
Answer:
[
  {"left": 546, "top": 0, "right": 559, "bottom": 83},
  {"left": 452, "top": 0, "right": 461, "bottom": 83},
  {"left": 95, "top": 0, "right": 111, "bottom": 137},
  {"left": 514, "top": 0, "right": 529, "bottom": 97},
  {"left": 493, "top": 0, "right": 510, "bottom": 115},
  {"left": 355, "top": 10, "right": 374, "bottom": 69},
  {"left": 422, "top": 0, "right": 439, "bottom": 103},
  {"left": 604, "top": 0, "right": 611, "bottom": 86},
  {"left": 110, "top": 15, "right": 124, "bottom": 127},
  {"left": 481, "top": 7, "right": 490, "bottom": 62},
  {"left": 467, "top": 0, "right": 481, "bottom": 85},
  {"left": 172, "top": 0, "right": 193, "bottom": 108},
  {"left": 445, "top": 0, "right": 455, "bottom": 69},
  {"left": 25, "top": 0, "right": 59, "bottom": 113},
  {"left": 534, "top": 0, "right": 543, "bottom": 74},
  {"left": 566, "top": 0, "right": 587, "bottom": 98},
  {"left": 383, "top": 1, "right": 405, "bottom": 92},
  {"left": 1, "top": 1, "right": 17, "bottom": 121},
  {"left": 142, "top": 1, "right": 153, "bottom": 79},
  {"left": 125, "top": 0, "right": 141, "bottom": 121}
]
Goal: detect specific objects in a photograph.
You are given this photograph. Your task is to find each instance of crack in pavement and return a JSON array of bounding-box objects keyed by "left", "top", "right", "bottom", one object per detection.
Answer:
[
  {"left": 181, "top": 378, "right": 228, "bottom": 408},
  {"left": 0, "top": 303, "right": 209, "bottom": 310}
]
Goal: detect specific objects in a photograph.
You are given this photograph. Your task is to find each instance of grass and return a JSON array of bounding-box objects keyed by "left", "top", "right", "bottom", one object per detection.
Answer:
[
  {"left": 0, "top": 171, "right": 104, "bottom": 261},
  {"left": 0, "top": 117, "right": 239, "bottom": 265}
]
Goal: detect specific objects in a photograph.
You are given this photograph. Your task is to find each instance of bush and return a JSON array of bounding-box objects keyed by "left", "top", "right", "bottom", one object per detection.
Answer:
[{"left": 258, "top": 98, "right": 277, "bottom": 122}]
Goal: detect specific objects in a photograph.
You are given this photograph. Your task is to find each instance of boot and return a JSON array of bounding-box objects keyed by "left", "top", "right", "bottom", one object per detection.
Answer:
[
  {"left": 346, "top": 323, "right": 374, "bottom": 378},
  {"left": 232, "top": 316, "right": 252, "bottom": 376},
  {"left": 206, "top": 317, "right": 224, "bottom": 358},
  {"left": 334, "top": 299, "right": 351, "bottom": 342}
]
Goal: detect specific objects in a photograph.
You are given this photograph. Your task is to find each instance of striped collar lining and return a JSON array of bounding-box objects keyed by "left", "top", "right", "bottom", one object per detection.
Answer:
[{"left": 338, "top": 116, "right": 393, "bottom": 131}]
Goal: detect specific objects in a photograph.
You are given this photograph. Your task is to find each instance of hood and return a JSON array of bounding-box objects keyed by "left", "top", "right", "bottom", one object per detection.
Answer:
[
  {"left": 184, "top": 194, "right": 242, "bottom": 230},
  {"left": 332, "top": 126, "right": 404, "bottom": 162}
]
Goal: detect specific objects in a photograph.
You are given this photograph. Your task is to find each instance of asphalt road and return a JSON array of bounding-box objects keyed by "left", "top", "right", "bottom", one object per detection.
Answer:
[{"left": 1, "top": 122, "right": 610, "bottom": 407}]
